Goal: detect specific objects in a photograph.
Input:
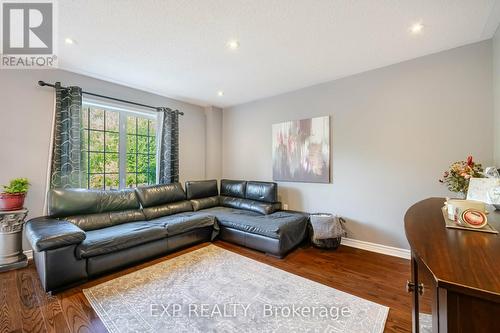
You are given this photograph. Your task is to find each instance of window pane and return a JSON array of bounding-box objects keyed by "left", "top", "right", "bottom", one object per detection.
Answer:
[
  {"left": 148, "top": 136, "right": 156, "bottom": 154},
  {"left": 148, "top": 157, "right": 156, "bottom": 183},
  {"left": 82, "top": 108, "right": 89, "bottom": 128},
  {"left": 126, "top": 154, "right": 136, "bottom": 172},
  {"left": 137, "top": 118, "right": 149, "bottom": 135},
  {"left": 137, "top": 173, "right": 148, "bottom": 186},
  {"left": 90, "top": 174, "right": 104, "bottom": 189},
  {"left": 149, "top": 121, "right": 156, "bottom": 136},
  {"left": 127, "top": 135, "right": 137, "bottom": 153},
  {"left": 105, "top": 132, "right": 119, "bottom": 152},
  {"left": 81, "top": 151, "right": 88, "bottom": 175},
  {"left": 90, "top": 131, "right": 104, "bottom": 151},
  {"left": 105, "top": 153, "right": 119, "bottom": 173},
  {"left": 137, "top": 154, "right": 148, "bottom": 173},
  {"left": 106, "top": 110, "right": 119, "bottom": 132},
  {"left": 127, "top": 116, "right": 136, "bottom": 134},
  {"left": 89, "top": 152, "right": 104, "bottom": 173},
  {"left": 90, "top": 109, "right": 104, "bottom": 130},
  {"left": 82, "top": 104, "right": 158, "bottom": 189},
  {"left": 137, "top": 136, "right": 148, "bottom": 152},
  {"left": 105, "top": 174, "right": 119, "bottom": 190},
  {"left": 126, "top": 173, "right": 136, "bottom": 187},
  {"left": 81, "top": 130, "right": 88, "bottom": 151}
]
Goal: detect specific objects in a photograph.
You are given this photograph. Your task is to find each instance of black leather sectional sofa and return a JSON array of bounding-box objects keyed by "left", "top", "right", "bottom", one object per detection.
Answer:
[{"left": 25, "top": 179, "right": 308, "bottom": 292}]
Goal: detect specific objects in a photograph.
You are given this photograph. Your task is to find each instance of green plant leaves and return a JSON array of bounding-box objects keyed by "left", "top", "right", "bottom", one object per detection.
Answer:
[{"left": 2, "top": 178, "right": 29, "bottom": 194}]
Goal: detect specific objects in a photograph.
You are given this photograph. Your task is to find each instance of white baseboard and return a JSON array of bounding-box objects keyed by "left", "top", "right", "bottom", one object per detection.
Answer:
[
  {"left": 24, "top": 249, "right": 33, "bottom": 259},
  {"left": 340, "top": 237, "right": 410, "bottom": 260}
]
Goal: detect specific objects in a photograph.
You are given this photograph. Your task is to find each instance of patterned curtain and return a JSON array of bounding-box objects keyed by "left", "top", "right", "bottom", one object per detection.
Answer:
[
  {"left": 49, "top": 82, "right": 83, "bottom": 188},
  {"left": 157, "top": 107, "right": 179, "bottom": 184}
]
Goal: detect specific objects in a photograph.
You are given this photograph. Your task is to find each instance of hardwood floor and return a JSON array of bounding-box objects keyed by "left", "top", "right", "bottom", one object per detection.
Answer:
[{"left": 0, "top": 241, "right": 414, "bottom": 333}]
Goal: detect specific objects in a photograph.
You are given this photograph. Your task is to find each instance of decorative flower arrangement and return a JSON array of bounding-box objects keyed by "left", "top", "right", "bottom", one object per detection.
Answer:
[{"left": 439, "top": 156, "right": 483, "bottom": 197}]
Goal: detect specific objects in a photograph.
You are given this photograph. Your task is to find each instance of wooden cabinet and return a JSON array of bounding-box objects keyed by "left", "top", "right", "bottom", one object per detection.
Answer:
[{"left": 405, "top": 198, "right": 500, "bottom": 333}]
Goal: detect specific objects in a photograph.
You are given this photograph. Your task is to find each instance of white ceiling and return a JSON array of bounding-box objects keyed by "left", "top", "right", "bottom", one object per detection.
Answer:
[{"left": 58, "top": 0, "right": 500, "bottom": 108}]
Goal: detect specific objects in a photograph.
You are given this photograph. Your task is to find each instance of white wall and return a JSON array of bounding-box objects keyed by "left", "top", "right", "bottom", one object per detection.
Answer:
[
  {"left": 0, "top": 69, "right": 207, "bottom": 222},
  {"left": 223, "top": 41, "right": 494, "bottom": 249},
  {"left": 204, "top": 106, "right": 223, "bottom": 180}
]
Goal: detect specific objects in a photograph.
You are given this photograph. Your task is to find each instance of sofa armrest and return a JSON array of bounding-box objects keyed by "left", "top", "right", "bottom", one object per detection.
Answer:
[{"left": 25, "top": 216, "right": 86, "bottom": 252}]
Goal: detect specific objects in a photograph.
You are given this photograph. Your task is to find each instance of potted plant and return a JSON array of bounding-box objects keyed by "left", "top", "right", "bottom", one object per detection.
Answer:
[
  {"left": 0, "top": 178, "right": 30, "bottom": 211},
  {"left": 439, "top": 156, "right": 483, "bottom": 198}
]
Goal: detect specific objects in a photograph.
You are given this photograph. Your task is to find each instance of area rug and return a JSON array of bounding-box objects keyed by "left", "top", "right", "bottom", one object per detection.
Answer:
[{"left": 83, "top": 245, "right": 389, "bottom": 333}]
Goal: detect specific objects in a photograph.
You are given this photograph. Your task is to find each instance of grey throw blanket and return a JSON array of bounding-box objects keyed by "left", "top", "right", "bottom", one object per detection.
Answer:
[{"left": 310, "top": 214, "right": 346, "bottom": 240}]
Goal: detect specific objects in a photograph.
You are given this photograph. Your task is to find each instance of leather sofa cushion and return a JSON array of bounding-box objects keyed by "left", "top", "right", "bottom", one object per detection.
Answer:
[
  {"left": 220, "top": 196, "right": 281, "bottom": 215},
  {"left": 110, "top": 209, "right": 146, "bottom": 225},
  {"left": 65, "top": 209, "right": 145, "bottom": 231},
  {"left": 143, "top": 200, "right": 193, "bottom": 220},
  {"left": 49, "top": 188, "right": 140, "bottom": 217},
  {"left": 151, "top": 212, "right": 217, "bottom": 237},
  {"left": 191, "top": 196, "right": 219, "bottom": 211},
  {"left": 76, "top": 221, "right": 168, "bottom": 259},
  {"left": 220, "top": 179, "right": 246, "bottom": 198},
  {"left": 135, "top": 183, "right": 186, "bottom": 208},
  {"left": 201, "top": 206, "right": 307, "bottom": 239},
  {"left": 25, "top": 217, "right": 86, "bottom": 252},
  {"left": 245, "top": 181, "right": 278, "bottom": 203},
  {"left": 185, "top": 180, "right": 218, "bottom": 199}
]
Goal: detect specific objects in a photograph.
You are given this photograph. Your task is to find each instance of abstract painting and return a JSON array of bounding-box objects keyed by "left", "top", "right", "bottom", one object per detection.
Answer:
[{"left": 272, "top": 116, "right": 330, "bottom": 183}]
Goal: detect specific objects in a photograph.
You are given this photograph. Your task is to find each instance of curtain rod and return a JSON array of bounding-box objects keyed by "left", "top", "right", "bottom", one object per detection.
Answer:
[{"left": 37, "top": 81, "right": 184, "bottom": 115}]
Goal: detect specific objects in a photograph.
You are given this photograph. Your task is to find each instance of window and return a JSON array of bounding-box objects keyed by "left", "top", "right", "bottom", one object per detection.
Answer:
[
  {"left": 81, "top": 101, "right": 157, "bottom": 190},
  {"left": 126, "top": 116, "right": 157, "bottom": 187}
]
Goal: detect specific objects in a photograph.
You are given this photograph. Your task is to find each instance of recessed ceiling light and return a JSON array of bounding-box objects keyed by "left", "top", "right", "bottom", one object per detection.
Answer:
[
  {"left": 226, "top": 40, "right": 240, "bottom": 50},
  {"left": 410, "top": 23, "right": 424, "bottom": 35},
  {"left": 65, "top": 38, "right": 75, "bottom": 45},
  {"left": 217, "top": 91, "right": 224, "bottom": 97}
]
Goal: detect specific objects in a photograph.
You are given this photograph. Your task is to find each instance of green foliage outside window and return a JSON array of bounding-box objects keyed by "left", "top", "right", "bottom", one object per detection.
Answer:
[
  {"left": 82, "top": 106, "right": 156, "bottom": 190},
  {"left": 126, "top": 115, "right": 157, "bottom": 188}
]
